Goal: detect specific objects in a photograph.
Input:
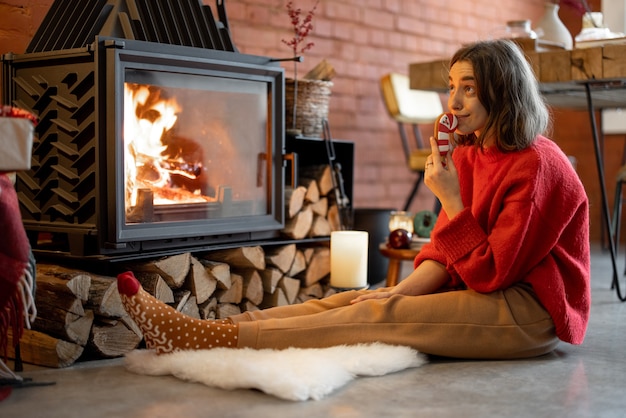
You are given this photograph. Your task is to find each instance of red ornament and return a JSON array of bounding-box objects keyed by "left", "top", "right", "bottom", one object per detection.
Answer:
[{"left": 387, "top": 229, "right": 412, "bottom": 249}]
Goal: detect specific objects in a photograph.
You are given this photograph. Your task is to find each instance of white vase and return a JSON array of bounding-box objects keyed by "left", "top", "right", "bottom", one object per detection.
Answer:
[{"left": 534, "top": 3, "right": 573, "bottom": 50}]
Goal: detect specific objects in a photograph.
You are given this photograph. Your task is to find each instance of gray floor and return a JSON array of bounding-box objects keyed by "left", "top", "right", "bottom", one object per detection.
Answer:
[{"left": 2, "top": 244, "right": 626, "bottom": 418}]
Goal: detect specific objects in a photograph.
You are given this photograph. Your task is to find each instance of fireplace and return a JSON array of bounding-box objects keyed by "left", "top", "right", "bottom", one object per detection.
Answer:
[{"left": 1, "top": 1, "right": 299, "bottom": 259}]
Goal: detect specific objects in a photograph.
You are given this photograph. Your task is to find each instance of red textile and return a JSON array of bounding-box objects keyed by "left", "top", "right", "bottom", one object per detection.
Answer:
[
  {"left": 0, "top": 105, "right": 38, "bottom": 125},
  {"left": 414, "top": 136, "right": 591, "bottom": 345},
  {"left": 0, "top": 174, "right": 30, "bottom": 358}
]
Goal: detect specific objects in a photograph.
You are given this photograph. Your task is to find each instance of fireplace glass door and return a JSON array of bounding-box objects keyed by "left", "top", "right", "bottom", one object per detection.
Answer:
[{"left": 104, "top": 41, "right": 285, "bottom": 249}]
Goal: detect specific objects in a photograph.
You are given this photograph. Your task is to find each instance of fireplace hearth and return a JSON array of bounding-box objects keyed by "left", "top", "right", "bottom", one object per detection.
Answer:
[{"left": 2, "top": 0, "right": 305, "bottom": 259}]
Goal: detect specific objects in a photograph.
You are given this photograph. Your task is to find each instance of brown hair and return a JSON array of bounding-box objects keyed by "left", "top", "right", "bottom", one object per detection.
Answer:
[{"left": 450, "top": 39, "right": 550, "bottom": 151}]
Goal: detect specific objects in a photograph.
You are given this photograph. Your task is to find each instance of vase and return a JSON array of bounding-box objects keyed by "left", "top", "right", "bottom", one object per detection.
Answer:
[
  {"left": 285, "top": 78, "right": 333, "bottom": 138},
  {"left": 534, "top": 2, "right": 573, "bottom": 50}
]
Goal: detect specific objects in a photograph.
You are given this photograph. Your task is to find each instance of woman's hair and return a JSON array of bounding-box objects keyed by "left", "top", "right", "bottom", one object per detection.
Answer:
[{"left": 450, "top": 39, "right": 550, "bottom": 151}]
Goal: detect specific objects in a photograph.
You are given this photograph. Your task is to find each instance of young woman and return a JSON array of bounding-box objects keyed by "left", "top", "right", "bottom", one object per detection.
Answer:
[{"left": 117, "top": 39, "right": 590, "bottom": 359}]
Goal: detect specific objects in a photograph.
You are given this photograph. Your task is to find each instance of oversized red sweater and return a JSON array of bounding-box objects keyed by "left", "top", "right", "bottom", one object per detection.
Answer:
[{"left": 414, "top": 136, "right": 591, "bottom": 345}]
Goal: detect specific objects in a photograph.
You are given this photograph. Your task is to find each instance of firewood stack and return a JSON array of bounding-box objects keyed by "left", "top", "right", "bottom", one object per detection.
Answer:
[
  {"left": 282, "top": 164, "right": 343, "bottom": 239},
  {"left": 7, "top": 241, "right": 335, "bottom": 369}
]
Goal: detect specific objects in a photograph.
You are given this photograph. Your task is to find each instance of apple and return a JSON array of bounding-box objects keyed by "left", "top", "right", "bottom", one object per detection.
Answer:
[{"left": 388, "top": 228, "right": 412, "bottom": 249}]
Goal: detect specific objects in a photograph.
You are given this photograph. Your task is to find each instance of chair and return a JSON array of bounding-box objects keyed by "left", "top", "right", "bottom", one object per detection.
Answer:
[{"left": 380, "top": 73, "right": 444, "bottom": 211}]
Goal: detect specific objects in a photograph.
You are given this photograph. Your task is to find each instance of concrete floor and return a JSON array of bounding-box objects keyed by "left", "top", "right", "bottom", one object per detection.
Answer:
[{"left": 1, "top": 244, "right": 626, "bottom": 418}]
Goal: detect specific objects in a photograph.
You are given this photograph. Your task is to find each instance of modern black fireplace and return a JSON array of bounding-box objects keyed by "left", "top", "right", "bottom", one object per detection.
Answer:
[{"left": 1, "top": 1, "right": 297, "bottom": 259}]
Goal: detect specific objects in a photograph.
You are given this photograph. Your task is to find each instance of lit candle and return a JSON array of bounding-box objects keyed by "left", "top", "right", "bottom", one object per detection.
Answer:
[
  {"left": 388, "top": 211, "right": 414, "bottom": 233},
  {"left": 330, "top": 230, "right": 369, "bottom": 289}
]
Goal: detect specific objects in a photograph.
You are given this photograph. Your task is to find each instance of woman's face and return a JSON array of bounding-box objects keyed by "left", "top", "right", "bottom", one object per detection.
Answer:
[{"left": 448, "top": 60, "right": 489, "bottom": 141}]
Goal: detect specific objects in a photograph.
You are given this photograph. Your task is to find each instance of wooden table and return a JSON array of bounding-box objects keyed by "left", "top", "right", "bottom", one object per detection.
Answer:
[
  {"left": 409, "top": 43, "right": 626, "bottom": 301},
  {"left": 378, "top": 243, "right": 420, "bottom": 287}
]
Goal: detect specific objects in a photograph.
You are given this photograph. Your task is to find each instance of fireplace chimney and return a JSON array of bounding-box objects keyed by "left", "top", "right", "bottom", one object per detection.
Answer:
[{"left": 27, "top": 0, "right": 237, "bottom": 53}]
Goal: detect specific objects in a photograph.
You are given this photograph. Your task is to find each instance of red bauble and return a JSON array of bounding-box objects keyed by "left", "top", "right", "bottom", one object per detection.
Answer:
[{"left": 387, "top": 229, "right": 412, "bottom": 249}]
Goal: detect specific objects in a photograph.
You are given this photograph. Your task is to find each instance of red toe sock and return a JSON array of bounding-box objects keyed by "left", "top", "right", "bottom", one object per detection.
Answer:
[{"left": 117, "top": 271, "right": 140, "bottom": 296}]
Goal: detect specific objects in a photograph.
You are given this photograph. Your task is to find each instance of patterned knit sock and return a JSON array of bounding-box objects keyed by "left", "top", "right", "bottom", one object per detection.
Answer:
[{"left": 117, "top": 271, "right": 238, "bottom": 354}]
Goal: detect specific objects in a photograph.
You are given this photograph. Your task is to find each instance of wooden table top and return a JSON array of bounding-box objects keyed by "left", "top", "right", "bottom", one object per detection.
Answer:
[
  {"left": 409, "top": 42, "right": 626, "bottom": 110},
  {"left": 378, "top": 243, "right": 420, "bottom": 260}
]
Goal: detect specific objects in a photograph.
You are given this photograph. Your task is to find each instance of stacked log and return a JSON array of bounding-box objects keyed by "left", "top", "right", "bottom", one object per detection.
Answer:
[
  {"left": 282, "top": 164, "right": 342, "bottom": 239},
  {"left": 9, "top": 242, "right": 334, "bottom": 368}
]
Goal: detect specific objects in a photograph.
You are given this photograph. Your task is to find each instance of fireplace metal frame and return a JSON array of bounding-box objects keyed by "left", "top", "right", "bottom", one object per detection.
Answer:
[{"left": 3, "top": 37, "right": 287, "bottom": 259}]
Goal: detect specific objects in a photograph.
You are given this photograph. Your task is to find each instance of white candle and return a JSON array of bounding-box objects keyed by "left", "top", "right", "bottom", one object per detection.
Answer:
[
  {"left": 388, "top": 211, "right": 414, "bottom": 233},
  {"left": 330, "top": 230, "right": 369, "bottom": 289}
]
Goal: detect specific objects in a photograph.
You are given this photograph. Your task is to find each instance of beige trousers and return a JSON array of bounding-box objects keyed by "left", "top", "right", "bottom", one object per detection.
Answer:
[{"left": 230, "top": 284, "right": 559, "bottom": 359}]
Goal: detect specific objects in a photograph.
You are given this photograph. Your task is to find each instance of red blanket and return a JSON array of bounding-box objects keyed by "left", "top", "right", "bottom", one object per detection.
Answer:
[{"left": 0, "top": 174, "right": 30, "bottom": 358}]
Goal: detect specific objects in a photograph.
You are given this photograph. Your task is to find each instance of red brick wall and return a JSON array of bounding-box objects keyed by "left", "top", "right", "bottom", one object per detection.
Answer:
[{"left": 0, "top": 0, "right": 615, "bottom": 242}]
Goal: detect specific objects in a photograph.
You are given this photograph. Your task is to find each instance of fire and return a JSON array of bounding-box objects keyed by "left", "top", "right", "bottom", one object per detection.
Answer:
[{"left": 124, "top": 83, "right": 209, "bottom": 213}]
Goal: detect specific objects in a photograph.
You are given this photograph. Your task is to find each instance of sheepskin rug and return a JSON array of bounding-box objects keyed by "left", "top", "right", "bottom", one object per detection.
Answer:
[{"left": 124, "top": 343, "right": 427, "bottom": 401}]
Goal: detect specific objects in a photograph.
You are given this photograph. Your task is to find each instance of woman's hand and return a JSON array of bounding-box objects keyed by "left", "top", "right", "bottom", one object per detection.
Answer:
[
  {"left": 349, "top": 260, "right": 450, "bottom": 304},
  {"left": 350, "top": 289, "right": 394, "bottom": 304},
  {"left": 424, "top": 136, "right": 464, "bottom": 219}
]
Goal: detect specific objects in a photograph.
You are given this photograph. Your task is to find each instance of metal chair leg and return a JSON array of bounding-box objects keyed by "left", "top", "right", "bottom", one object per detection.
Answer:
[
  {"left": 613, "top": 180, "right": 622, "bottom": 253},
  {"left": 402, "top": 174, "right": 423, "bottom": 211}
]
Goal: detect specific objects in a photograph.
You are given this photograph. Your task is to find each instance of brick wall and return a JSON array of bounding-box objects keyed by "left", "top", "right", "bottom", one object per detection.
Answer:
[{"left": 0, "top": 0, "right": 617, "bottom": 242}]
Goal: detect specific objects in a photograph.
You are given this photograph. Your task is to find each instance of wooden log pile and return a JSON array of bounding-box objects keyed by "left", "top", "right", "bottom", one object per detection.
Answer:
[
  {"left": 7, "top": 242, "right": 335, "bottom": 368},
  {"left": 282, "top": 163, "right": 343, "bottom": 239}
]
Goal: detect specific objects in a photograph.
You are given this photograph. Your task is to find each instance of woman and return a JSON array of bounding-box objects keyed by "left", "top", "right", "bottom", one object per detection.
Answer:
[{"left": 117, "top": 39, "right": 590, "bottom": 359}]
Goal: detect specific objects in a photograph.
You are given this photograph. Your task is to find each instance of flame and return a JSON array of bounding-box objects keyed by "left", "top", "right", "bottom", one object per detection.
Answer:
[{"left": 124, "top": 83, "right": 209, "bottom": 212}]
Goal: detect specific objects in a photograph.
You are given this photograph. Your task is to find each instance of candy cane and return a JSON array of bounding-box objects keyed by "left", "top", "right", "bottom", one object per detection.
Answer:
[{"left": 434, "top": 113, "right": 458, "bottom": 162}]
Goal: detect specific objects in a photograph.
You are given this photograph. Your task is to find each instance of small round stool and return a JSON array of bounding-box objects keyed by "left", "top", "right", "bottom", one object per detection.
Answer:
[{"left": 378, "top": 244, "right": 420, "bottom": 287}]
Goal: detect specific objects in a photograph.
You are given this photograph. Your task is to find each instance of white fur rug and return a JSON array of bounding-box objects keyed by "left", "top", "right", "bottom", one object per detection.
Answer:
[{"left": 124, "top": 343, "right": 427, "bottom": 401}]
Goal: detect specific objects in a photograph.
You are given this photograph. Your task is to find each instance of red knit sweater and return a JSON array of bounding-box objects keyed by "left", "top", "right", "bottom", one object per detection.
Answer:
[{"left": 414, "top": 136, "right": 591, "bottom": 344}]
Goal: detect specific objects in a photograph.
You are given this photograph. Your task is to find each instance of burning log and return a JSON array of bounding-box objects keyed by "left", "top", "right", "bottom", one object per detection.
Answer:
[{"left": 126, "top": 188, "right": 154, "bottom": 223}]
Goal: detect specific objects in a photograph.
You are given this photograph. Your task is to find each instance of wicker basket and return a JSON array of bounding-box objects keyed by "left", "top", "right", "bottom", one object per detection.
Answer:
[{"left": 285, "top": 78, "right": 333, "bottom": 138}]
